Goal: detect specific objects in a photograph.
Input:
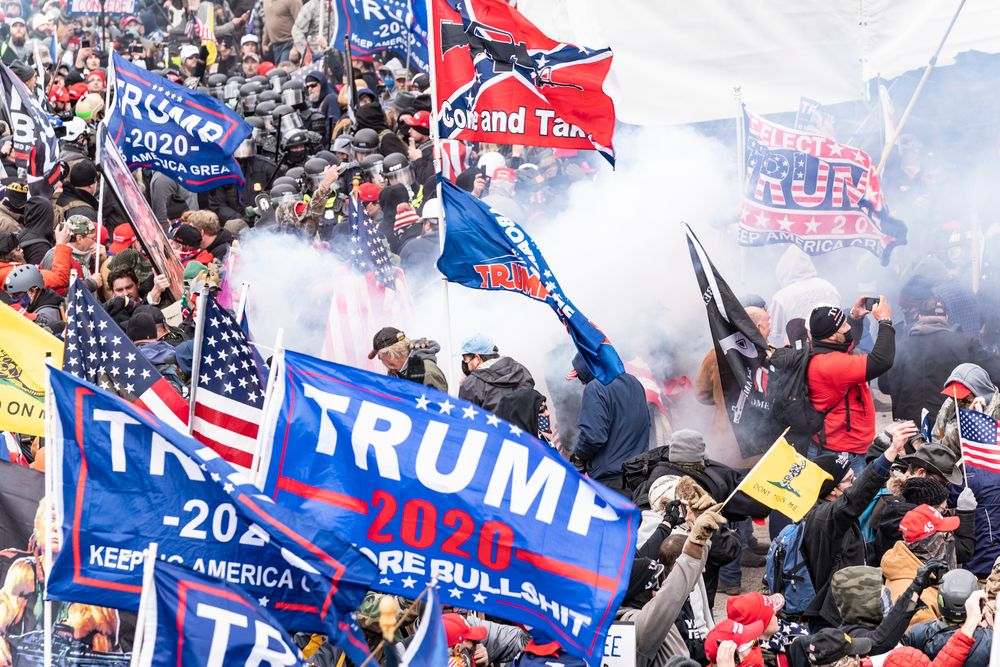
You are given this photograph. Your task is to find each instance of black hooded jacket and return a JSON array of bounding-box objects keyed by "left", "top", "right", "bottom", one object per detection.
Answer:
[
  {"left": 459, "top": 357, "right": 535, "bottom": 414},
  {"left": 354, "top": 103, "right": 406, "bottom": 157},
  {"left": 56, "top": 183, "right": 99, "bottom": 221},
  {"left": 495, "top": 387, "right": 546, "bottom": 438},
  {"left": 18, "top": 199, "right": 55, "bottom": 265}
]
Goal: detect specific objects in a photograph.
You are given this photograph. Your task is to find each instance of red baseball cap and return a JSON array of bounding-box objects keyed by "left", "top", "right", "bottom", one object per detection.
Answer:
[
  {"left": 109, "top": 224, "right": 136, "bottom": 254},
  {"left": 359, "top": 182, "right": 381, "bottom": 203},
  {"left": 87, "top": 70, "right": 105, "bottom": 86},
  {"left": 98, "top": 225, "right": 109, "bottom": 244},
  {"left": 492, "top": 167, "right": 516, "bottom": 184},
  {"left": 704, "top": 619, "right": 764, "bottom": 663},
  {"left": 726, "top": 592, "right": 784, "bottom": 628},
  {"left": 68, "top": 82, "right": 89, "bottom": 100},
  {"left": 899, "top": 504, "right": 960, "bottom": 543},
  {"left": 442, "top": 613, "right": 487, "bottom": 647},
  {"left": 404, "top": 110, "right": 431, "bottom": 129},
  {"left": 552, "top": 148, "right": 578, "bottom": 159},
  {"left": 49, "top": 85, "right": 70, "bottom": 103},
  {"left": 941, "top": 381, "right": 972, "bottom": 399},
  {"left": 258, "top": 61, "right": 276, "bottom": 76}
]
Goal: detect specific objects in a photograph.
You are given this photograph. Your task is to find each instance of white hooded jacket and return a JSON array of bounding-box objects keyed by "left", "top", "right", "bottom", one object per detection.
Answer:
[{"left": 768, "top": 246, "right": 841, "bottom": 346}]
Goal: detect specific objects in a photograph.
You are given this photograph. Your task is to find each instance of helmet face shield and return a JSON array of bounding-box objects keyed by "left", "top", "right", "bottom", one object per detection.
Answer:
[
  {"left": 282, "top": 87, "right": 304, "bottom": 107},
  {"left": 242, "top": 93, "right": 258, "bottom": 114},
  {"left": 233, "top": 136, "right": 256, "bottom": 158},
  {"left": 387, "top": 165, "right": 413, "bottom": 187},
  {"left": 279, "top": 112, "right": 304, "bottom": 134}
]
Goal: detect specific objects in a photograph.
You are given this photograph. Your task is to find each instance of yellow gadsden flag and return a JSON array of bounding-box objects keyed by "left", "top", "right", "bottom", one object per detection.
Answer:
[
  {"left": 0, "top": 304, "right": 64, "bottom": 436},
  {"left": 737, "top": 435, "right": 832, "bottom": 522}
]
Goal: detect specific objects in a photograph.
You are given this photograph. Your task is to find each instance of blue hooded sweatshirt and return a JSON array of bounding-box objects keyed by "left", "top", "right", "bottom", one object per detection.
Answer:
[{"left": 570, "top": 353, "right": 650, "bottom": 484}]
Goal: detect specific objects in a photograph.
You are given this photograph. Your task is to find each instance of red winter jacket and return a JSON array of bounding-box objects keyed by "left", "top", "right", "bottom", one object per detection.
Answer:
[
  {"left": 883, "top": 628, "right": 975, "bottom": 667},
  {"left": 808, "top": 319, "right": 895, "bottom": 454}
]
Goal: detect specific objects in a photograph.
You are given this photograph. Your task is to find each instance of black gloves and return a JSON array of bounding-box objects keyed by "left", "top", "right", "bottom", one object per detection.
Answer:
[
  {"left": 661, "top": 499, "right": 683, "bottom": 529},
  {"left": 912, "top": 556, "right": 949, "bottom": 591},
  {"left": 199, "top": 44, "right": 210, "bottom": 61}
]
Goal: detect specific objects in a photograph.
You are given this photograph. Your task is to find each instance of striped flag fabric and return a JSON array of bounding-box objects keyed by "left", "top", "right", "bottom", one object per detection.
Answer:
[
  {"left": 191, "top": 293, "right": 266, "bottom": 474},
  {"left": 435, "top": 139, "right": 472, "bottom": 183},
  {"left": 63, "top": 278, "right": 189, "bottom": 433},
  {"left": 958, "top": 407, "right": 1000, "bottom": 474},
  {"left": 321, "top": 194, "right": 412, "bottom": 369},
  {"left": 0, "top": 432, "right": 29, "bottom": 467}
]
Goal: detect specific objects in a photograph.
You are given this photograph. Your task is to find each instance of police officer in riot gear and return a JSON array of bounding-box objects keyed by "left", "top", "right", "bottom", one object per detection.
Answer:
[
  {"left": 240, "top": 81, "right": 264, "bottom": 116},
  {"left": 304, "top": 157, "right": 330, "bottom": 192},
  {"left": 267, "top": 67, "right": 289, "bottom": 94},
  {"left": 352, "top": 129, "right": 380, "bottom": 161},
  {"left": 207, "top": 73, "right": 228, "bottom": 101},
  {"left": 361, "top": 154, "right": 385, "bottom": 185},
  {"left": 282, "top": 79, "right": 327, "bottom": 146},
  {"left": 225, "top": 76, "right": 245, "bottom": 107}
]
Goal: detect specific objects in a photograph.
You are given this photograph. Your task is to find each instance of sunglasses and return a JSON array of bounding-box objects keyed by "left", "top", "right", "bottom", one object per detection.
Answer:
[{"left": 306, "top": 82, "right": 320, "bottom": 89}]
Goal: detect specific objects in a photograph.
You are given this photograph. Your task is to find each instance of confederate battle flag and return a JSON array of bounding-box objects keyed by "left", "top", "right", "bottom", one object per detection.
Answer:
[{"left": 432, "top": 0, "right": 616, "bottom": 164}]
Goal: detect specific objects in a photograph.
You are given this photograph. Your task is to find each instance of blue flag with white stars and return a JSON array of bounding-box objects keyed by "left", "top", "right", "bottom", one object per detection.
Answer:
[{"left": 256, "top": 350, "right": 638, "bottom": 667}]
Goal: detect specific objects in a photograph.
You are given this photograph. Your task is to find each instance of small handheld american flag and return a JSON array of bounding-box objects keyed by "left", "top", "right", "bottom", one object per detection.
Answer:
[
  {"left": 63, "top": 279, "right": 189, "bottom": 432},
  {"left": 190, "top": 293, "right": 266, "bottom": 475},
  {"left": 958, "top": 407, "right": 1000, "bottom": 474}
]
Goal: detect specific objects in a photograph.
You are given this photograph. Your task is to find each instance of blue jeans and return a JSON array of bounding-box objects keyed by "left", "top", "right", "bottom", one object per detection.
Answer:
[
  {"left": 270, "top": 40, "right": 293, "bottom": 65},
  {"left": 819, "top": 447, "right": 867, "bottom": 478}
]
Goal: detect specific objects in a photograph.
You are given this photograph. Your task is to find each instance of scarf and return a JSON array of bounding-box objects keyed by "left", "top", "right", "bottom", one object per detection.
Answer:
[{"left": 674, "top": 460, "right": 706, "bottom": 477}]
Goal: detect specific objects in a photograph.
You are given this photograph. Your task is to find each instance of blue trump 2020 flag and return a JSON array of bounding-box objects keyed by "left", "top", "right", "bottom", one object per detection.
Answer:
[
  {"left": 399, "top": 584, "right": 448, "bottom": 667},
  {"left": 137, "top": 559, "right": 307, "bottom": 667},
  {"left": 256, "top": 350, "right": 638, "bottom": 667},
  {"left": 336, "top": 0, "right": 429, "bottom": 73},
  {"left": 436, "top": 176, "right": 624, "bottom": 385},
  {"left": 106, "top": 51, "right": 250, "bottom": 192},
  {"left": 46, "top": 366, "right": 375, "bottom": 663}
]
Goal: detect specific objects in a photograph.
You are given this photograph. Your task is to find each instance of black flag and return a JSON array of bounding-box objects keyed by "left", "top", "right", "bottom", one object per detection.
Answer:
[
  {"left": 685, "top": 223, "right": 780, "bottom": 458},
  {"left": 0, "top": 62, "right": 63, "bottom": 199}
]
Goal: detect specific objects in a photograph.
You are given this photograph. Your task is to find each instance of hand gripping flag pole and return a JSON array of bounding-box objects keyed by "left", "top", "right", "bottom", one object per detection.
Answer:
[{"left": 425, "top": 0, "right": 457, "bottom": 395}]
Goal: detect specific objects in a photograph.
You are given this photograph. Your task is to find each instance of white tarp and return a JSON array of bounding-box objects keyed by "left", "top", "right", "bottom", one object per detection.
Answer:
[{"left": 517, "top": 0, "right": 1000, "bottom": 125}]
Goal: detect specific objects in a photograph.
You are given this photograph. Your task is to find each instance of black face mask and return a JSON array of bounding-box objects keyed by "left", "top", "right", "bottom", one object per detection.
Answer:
[
  {"left": 461, "top": 360, "right": 470, "bottom": 376},
  {"left": 842, "top": 329, "right": 853, "bottom": 348}
]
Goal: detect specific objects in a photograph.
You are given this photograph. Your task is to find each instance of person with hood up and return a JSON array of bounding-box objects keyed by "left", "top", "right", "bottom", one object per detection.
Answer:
[
  {"left": 495, "top": 388, "right": 554, "bottom": 445},
  {"left": 0, "top": 180, "right": 28, "bottom": 231},
  {"left": 616, "top": 500, "right": 726, "bottom": 667},
  {"left": 799, "top": 421, "right": 913, "bottom": 629},
  {"left": 880, "top": 297, "right": 1000, "bottom": 426},
  {"left": 767, "top": 246, "right": 841, "bottom": 347},
  {"left": 882, "top": 505, "right": 960, "bottom": 629},
  {"left": 933, "top": 362, "right": 1000, "bottom": 450},
  {"left": 305, "top": 72, "right": 340, "bottom": 141},
  {"left": 355, "top": 101, "right": 408, "bottom": 158},
  {"left": 16, "top": 198, "right": 57, "bottom": 265},
  {"left": 872, "top": 468, "right": 975, "bottom": 565},
  {"left": 369, "top": 327, "right": 448, "bottom": 393},
  {"left": 458, "top": 333, "right": 534, "bottom": 414},
  {"left": 40, "top": 215, "right": 103, "bottom": 295},
  {"left": 567, "top": 352, "right": 649, "bottom": 491}
]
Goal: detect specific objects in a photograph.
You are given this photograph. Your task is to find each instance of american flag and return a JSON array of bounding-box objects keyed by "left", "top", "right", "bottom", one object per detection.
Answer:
[
  {"left": 436, "top": 139, "right": 472, "bottom": 183},
  {"left": 186, "top": 16, "right": 216, "bottom": 42},
  {"left": 0, "top": 432, "right": 28, "bottom": 467},
  {"left": 321, "top": 195, "right": 412, "bottom": 368},
  {"left": 958, "top": 407, "right": 1000, "bottom": 474},
  {"left": 63, "top": 279, "right": 189, "bottom": 433},
  {"left": 190, "top": 293, "right": 266, "bottom": 475}
]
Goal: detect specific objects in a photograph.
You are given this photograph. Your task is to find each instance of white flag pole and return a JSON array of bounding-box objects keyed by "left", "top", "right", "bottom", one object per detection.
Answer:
[
  {"left": 425, "top": 0, "right": 457, "bottom": 396},
  {"left": 43, "top": 353, "right": 54, "bottom": 667},
  {"left": 129, "top": 542, "right": 158, "bottom": 667},
  {"left": 186, "top": 287, "right": 210, "bottom": 434},
  {"left": 251, "top": 328, "right": 284, "bottom": 486},
  {"left": 235, "top": 281, "right": 251, "bottom": 324}
]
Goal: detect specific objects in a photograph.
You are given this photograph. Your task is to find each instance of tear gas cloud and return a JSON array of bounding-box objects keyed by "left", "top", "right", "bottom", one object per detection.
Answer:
[{"left": 232, "top": 122, "right": 911, "bottom": 459}]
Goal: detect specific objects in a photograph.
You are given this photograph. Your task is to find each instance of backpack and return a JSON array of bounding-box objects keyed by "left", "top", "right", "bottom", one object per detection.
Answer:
[
  {"left": 767, "top": 346, "right": 830, "bottom": 439},
  {"left": 620, "top": 447, "right": 671, "bottom": 496},
  {"left": 51, "top": 199, "right": 90, "bottom": 227},
  {"left": 766, "top": 519, "right": 816, "bottom": 615}
]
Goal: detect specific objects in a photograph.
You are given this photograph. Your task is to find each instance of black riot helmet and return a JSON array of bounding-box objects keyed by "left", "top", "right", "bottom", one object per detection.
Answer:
[
  {"left": 273, "top": 103, "right": 304, "bottom": 135},
  {"left": 352, "top": 128, "right": 379, "bottom": 159},
  {"left": 207, "top": 73, "right": 228, "bottom": 100},
  {"left": 281, "top": 79, "right": 306, "bottom": 108},
  {"left": 285, "top": 166, "right": 307, "bottom": 190},
  {"left": 259, "top": 89, "right": 281, "bottom": 104},
  {"left": 267, "top": 67, "right": 289, "bottom": 93},
  {"left": 280, "top": 130, "right": 311, "bottom": 166},
  {"left": 224, "top": 75, "right": 245, "bottom": 102},
  {"left": 361, "top": 153, "right": 385, "bottom": 184},
  {"left": 938, "top": 569, "right": 980, "bottom": 623},
  {"left": 255, "top": 100, "right": 278, "bottom": 129},
  {"left": 250, "top": 75, "right": 269, "bottom": 87},
  {"left": 269, "top": 183, "right": 299, "bottom": 205},
  {"left": 304, "top": 157, "right": 330, "bottom": 189},
  {"left": 382, "top": 152, "right": 412, "bottom": 186},
  {"left": 271, "top": 176, "right": 301, "bottom": 192},
  {"left": 240, "top": 82, "right": 264, "bottom": 115},
  {"left": 245, "top": 115, "right": 266, "bottom": 142}
]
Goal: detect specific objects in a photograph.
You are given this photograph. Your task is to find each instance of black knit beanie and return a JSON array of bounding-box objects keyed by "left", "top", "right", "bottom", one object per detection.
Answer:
[{"left": 902, "top": 477, "right": 948, "bottom": 507}]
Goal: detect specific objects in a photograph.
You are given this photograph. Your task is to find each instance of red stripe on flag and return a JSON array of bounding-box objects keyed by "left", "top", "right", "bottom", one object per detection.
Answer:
[
  {"left": 274, "top": 602, "right": 319, "bottom": 613},
  {"left": 514, "top": 549, "right": 618, "bottom": 592},
  {"left": 191, "top": 430, "right": 254, "bottom": 469},
  {"left": 276, "top": 476, "right": 368, "bottom": 514},
  {"left": 194, "top": 400, "right": 260, "bottom": 438},
  {"left": 152, "top": 377, "right": 191, "bottom": 424}
]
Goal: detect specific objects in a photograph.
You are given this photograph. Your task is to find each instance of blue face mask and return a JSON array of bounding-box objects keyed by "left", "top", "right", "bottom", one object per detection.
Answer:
[
  {"left": 384, "top": 75, "right": 395, "bottom": 91},
  {"left": 11, "top": 292, "right": 31, "bottom": 310}
]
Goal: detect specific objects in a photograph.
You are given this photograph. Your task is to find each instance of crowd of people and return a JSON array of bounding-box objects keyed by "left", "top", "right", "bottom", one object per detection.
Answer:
[{"left": 2, "top": 0, "right": 1000, "bottom": 666}]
